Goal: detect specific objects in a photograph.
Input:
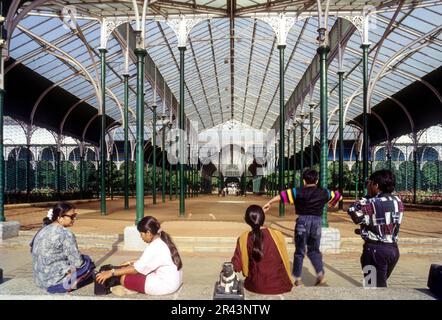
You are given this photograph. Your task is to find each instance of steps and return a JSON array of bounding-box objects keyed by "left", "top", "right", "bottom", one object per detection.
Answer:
[{"left": 1, "top": 231, "right": 442, "bottom": 255}]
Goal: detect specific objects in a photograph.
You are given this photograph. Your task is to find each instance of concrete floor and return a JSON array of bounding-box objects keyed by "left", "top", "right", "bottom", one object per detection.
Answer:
[
  {"left": 0, "top": 247, "right": 439, "bottom": 300},
  {"left": 2, "top": 194, "right": 441, "bottom": 300},
  {"left": 4, "top": 195, "right": 442, "bottom": 238}
]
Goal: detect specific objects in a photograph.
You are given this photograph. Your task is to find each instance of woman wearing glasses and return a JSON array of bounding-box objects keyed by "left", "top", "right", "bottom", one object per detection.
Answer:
[{"left": 30, "top": 202, "right": 95, "bottom": 293}]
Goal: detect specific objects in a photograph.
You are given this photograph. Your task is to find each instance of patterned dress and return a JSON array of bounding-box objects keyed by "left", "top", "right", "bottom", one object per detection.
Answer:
[{"left": 31, "top": 224, "right": 83, "bottom": 289}]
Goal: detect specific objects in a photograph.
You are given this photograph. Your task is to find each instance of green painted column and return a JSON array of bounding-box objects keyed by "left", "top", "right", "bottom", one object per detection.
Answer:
[
  {"left": 56, "top": 150, "right": 61, "bottom": 200},
  {"left": 123, "top": 74, "right": 129, "bottom": 210},
  {"left": 99, "top": 48, "right": 107, "bottom": 215},
  {"left": 387, "top": 143, "right": 392, "bottom": 171},
  {"left": 135, "top": 47, "right": 147, "bottom": 224},
  {"left": 110, "top": 154, "right": 114, "bottom": 200},
  {"left": 361, "top": 43, "right": 370, "bottom": 195},
  {"left": 175, "top": 134, "right": 179, "bottom": 200},
  {"left": 218, "top": 152, "right": 222, "bottom": 195},
  {"left": 355, "top": 152, "right": 359, "bottom": 198},
  {"left": 46, "top": 160, "right": 49, "bottom": 189},
  {"left": 300, "top": 121, "right": 304, "bottom": 189},
  {"left": 338, "top": 71, "right": 345, "bottom": 210},
  {"left": 274, "top": 141, "right": 278, "bottom": 198},
  {"left": 187, "top": 144, "right": 191, "bottom": 199},
  {"left": 0, "top": 87, "right": 4, "bottom": 221},
  {"left": 168, "top": 124, "right": 173, "bottom": 201},
  {"left": 293, "top": 125, "right": 297, "bottom": 187},
  {"left": 0, "top": 19, "right": 4, "bottom": 220},
  {"left": 79, "top": 155, "right": 84, "bottom": 199},
  {"left": 287, "top": 129, "right": 291, "bottom": 188},
  {"left": 152, "top": 105, "right": 157, "bottom": 205},
  {"left": 278, "top": 44, "right": 285, "bottom": 217},
  {"left": 309, "top": 107, "right": 314, "bottom": 168},
  {"left": 244, "top": 163, "right": 247, "bottom": 197},
  {"left": 413, "top": 147, "right": 418, "bottom": 204},
  {"left": 169, "top": 166, "right": 173, "bottom": 200},
  {"left": 179, "top": 46, "right": 186, "bottom": 216},
  {"left": 162, "top": 126, "right": 166, "bottom": 203},
  {"left": 318, "top": 39, "right": 330, "bottom": 228},
  {"left": 26, "top": 142, "right": 31, "bottom": 200}
]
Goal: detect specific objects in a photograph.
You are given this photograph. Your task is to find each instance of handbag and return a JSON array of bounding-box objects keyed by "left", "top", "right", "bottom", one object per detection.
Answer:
[{"left": 94, "top": 264, "right": 122, "bottom": 295}]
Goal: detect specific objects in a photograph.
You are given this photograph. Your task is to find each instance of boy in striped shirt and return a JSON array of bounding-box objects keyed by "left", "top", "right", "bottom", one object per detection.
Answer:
[{"left": 263, "top": 169, "right": 342, "bottom": 286}]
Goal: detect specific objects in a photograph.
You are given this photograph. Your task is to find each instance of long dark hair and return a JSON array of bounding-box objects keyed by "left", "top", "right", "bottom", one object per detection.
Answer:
[
  {"left": 137, "top": 216, "right": 183, "bottom": 270},
  {"left": 43, "top": 202, "right": 75, "bottom": 226},
  {"left": 244, "top": 205, "right": 265, "bottom": 262}
]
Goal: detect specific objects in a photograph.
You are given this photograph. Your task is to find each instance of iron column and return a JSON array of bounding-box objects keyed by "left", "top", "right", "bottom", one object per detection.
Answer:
[
  {"left": 287, "top": 129, "right": 291, "bottom": 188},
  {"left": 152, "top": 105, "right": 157, "bottom": 204},
  {"left": 338, "top": 71, "right": 345, "bottom": 210},
  {"left": 309, "top": 105, "right": 315, "bottom": 168},
  {"left": 123, "top": 74, "right": 129, "bottom": 210},
  {"left": 318, "top": 28, "right": 330, "bottom": 228},
  {"left": 362, "top": 43, "right": 370, "bottom": 195},
  {"left": 99, "top": 48, "right": 107, "bottom": 215},
  {"left": 79, "top": 155, "right": 84, "bottom": 199},
  {"left": 168, "top": 123, "right": 173, "bottom": 201},
  {"left": 293, "top": 123, "right": 297, "bottom": 187},
  {"left": 135, "top": 47, "right": 147, "bottom": 224},
  {"left": 278, "top": 44, "right": 285, "bottom": 216},
  {"left": 0, "top": 91, "right": 3, "bottom": 221},
  {"left": 179, "top": 46, "right": 186, "bottom": 216},
  {"left": 0, "top": 29, "right": 4, "bottom": 221},
  {"left": 161, "top": 121, "right": 166, "bottom": 203},
  {"left": 300, "top": 120, "right": 304, "bottom": 189}
]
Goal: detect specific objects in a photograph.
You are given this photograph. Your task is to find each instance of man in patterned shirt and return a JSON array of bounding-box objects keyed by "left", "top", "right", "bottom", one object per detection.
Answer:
[{"left": 348, "top": 169, "right": 404, "bottom": 287}]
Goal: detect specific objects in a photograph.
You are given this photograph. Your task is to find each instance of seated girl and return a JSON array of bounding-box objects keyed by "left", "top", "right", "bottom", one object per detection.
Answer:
[
  {"left": 231, "top": 205, "right": 293, "bottom": 294},
  {"left": 96, "top": 216, "right": 183, "bottom": 296},
  {"left": 30, "top": 202, "right": 95, "bottom": 293}
]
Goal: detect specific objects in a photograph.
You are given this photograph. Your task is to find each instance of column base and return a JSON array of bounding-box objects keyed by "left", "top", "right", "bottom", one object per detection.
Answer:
[
  {"left": 0, "top": 221, "right": 20, "bottom": 241},
  {"left": 320, "top": 227, "right": 341, "bottom": 254},
  {"left": 123, "top": 225, "right": 147, "bottom": 251}
]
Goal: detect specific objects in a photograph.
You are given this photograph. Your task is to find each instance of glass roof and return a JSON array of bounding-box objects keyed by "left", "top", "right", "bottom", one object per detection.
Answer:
[{"left": 5, "top": 0, "right": 442, "bottom": 156}]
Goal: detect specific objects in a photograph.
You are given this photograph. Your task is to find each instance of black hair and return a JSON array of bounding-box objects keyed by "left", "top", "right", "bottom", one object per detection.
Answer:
[
  {"left": 43, "top": 202, "right": 75, "bottom": 226},
  {"left": 244, "top": 205, "right": 265, "bottom": 262},
  {"left": 137, "top": 216, "right": 183, "bottom": 270},
  {"left": 303, "top": 169, "right": 319, "bottom": 184},
  {"left": 369, "top": 169, "right": 396, "bottom": 194}
]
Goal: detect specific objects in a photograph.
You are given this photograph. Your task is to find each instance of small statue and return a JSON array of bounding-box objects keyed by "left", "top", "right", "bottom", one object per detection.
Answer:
[{"left": 213, "top": 262, "right": 244, "bottom": 300}]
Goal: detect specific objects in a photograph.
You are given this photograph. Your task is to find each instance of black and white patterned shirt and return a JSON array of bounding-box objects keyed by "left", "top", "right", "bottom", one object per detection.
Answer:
[{"left": 348, "top": 193, "right": 404, "bottom": 244}]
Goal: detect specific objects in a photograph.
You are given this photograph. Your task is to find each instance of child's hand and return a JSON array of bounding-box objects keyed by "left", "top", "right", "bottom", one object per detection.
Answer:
[{"left": 263, "top": 203, "right": 271, "bottom": 213}]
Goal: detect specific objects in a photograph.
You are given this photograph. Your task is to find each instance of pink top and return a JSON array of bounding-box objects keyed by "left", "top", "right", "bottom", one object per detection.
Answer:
[{"left": 134, "top": 237, "right": 183, "bottom": 295}]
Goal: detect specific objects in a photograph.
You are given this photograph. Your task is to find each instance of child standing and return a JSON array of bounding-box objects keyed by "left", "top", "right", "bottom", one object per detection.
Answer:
[{"left": 263, "top": 169, "right": 341, "bottom": 287}]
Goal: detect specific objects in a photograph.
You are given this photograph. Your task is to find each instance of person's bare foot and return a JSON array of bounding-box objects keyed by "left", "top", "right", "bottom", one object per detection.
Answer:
[
  {"left": 294, "top": 279, "right": 304, "bottom": 287},
  {"left": 315, "top": 274, "right": 327, "bottom": 286},
  {"left": 111, "top": 285, "right": 138, "bottom": 296}
]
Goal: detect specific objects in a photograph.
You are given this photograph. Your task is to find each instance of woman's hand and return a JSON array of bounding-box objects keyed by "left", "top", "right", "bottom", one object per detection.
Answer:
[{"left": 95, "top": 270, "right": 113, "bottom": 284}]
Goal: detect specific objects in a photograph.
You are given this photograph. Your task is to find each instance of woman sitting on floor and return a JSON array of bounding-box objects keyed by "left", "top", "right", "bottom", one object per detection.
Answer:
[
  {"left": 96, "top": 216, "right": 183, "bottom": 296},
  {"left": 30, "top": 202, "right": 95, "bottom": 293},
  {"left": 231, "top": 205, "right": 293, "bottom": 294}
]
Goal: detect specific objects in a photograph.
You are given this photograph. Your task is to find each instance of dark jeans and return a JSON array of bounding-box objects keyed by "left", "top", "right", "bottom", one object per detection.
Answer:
[
  {"left": 361, "top": 242, "right": 400, "bottom": 287},
  {"left": 293, "top": 215, "right": 324, "bottom": 278}
]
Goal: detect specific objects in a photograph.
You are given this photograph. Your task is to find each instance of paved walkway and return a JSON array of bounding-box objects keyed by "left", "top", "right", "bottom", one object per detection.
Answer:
[
  {"left": 2, "top": 195, "right": 441, "bottom": 300},
  {"left": 0, "top": 246, "right": 439, "bottom": 300}
]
